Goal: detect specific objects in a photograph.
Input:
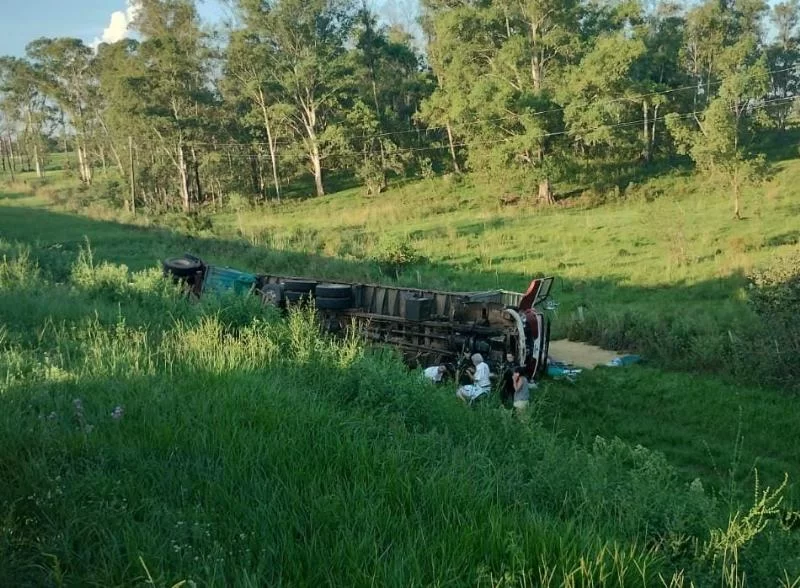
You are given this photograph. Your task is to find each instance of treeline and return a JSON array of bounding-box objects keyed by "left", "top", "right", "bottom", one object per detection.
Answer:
[{"left": 0, "top": 0, "right": 798, "bottom": 212}]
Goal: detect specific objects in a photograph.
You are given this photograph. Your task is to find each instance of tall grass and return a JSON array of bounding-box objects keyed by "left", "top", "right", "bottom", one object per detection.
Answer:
[{"left": 0, "top": 247, "right": 798, "bottom": 586}]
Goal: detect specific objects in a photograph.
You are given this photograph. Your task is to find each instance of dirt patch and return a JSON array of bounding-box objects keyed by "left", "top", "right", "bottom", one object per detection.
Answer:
[{"left": 548, "top": 340, "right": 619, "bottom": 369}]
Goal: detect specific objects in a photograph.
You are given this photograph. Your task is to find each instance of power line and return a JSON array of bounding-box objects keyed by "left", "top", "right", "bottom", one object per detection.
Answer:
[{"left": 188, "top": 64, "right": 798, "bottom": 148}]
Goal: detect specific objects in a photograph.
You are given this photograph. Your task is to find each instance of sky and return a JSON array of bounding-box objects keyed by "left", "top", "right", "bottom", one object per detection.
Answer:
[
  {"left": 0, "top": 0, "right": 230, "bottom": 56},
  {"left": 0, "top": 0, "right": 421, "bottom": 57}
]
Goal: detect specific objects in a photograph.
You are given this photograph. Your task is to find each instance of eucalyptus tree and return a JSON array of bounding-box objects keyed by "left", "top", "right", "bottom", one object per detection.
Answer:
[
  {"left": 223, "top": 28, "right": 289, "bottom": 201},
  {"left": 420, "top": 0, "right": 584, "bottom": 203},
  {"left": 0, "top": 57, "right": 49, "bottom": 178},
  {"left": 347, "top": 6, "right": 428, "bottom": 193},
  {"left": 130, "top": 0, "right": 213, "bottom": 211},
  {"left": 235, "top": 0, "right": 358, "bottom": 197},
  {"left": 765, "top": 0, "right": 800, "bottom": 131},
  {"left": 26, "top": 38, "right": 96, "bottom": 183}
]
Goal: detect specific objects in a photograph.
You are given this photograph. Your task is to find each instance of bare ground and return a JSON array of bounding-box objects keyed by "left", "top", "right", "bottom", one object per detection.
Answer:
[{"left": 548, "top": 340, "right": 619, "bottom": 369}]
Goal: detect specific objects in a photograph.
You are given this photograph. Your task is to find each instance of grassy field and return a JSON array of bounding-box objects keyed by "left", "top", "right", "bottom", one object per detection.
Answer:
[
  {"left": 1, "top": 162, "right": 800, "bottom": 585},
  {"left": 0, "top": 238, "right": 798, "bottom": 586}
]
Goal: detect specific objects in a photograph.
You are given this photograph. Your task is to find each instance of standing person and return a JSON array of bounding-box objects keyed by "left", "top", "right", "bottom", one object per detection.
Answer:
[
  {"left": 457, "top": 353, "right": 491, "bottom": 403},
  {"left": 511, "top": 366, "right": 531, "bottom": 411}
]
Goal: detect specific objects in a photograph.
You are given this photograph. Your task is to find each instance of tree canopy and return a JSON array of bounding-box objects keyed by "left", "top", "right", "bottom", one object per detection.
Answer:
[{"left": 0, "top": 0, "right": 796, "bottom": 213}]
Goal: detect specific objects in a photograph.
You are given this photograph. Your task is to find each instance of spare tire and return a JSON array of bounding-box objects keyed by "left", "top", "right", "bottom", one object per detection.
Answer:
[
  {"left": 316, "top": 296, "right": 353, "bottom": 310},
  {"left": 283, "top": 279, "right": 317, "bottom": 294},
  {"left": 163, "top": 256, "right": 203, "bottom": 278},
  {"left": 316, "top": 283, "right": 352, "bottom": 299}
]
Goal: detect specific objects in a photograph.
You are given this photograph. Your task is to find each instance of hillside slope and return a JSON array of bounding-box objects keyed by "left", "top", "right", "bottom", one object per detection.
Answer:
[{"left": 8, "top": 158, "right": 799, "bottom": 384}]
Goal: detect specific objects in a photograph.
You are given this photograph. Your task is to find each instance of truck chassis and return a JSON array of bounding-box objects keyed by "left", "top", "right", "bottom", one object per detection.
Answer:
[{"left": 164, "top": 255, "right": 553, "bottom": 380}]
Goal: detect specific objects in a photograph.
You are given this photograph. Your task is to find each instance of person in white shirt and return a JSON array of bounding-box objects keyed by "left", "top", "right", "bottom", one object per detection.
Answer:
[
  {"left": 457, "top": 353, "right": 491, "bottom": 403},
  {"left": 423, "top": 364, "right": 447, "bottom": 383}
]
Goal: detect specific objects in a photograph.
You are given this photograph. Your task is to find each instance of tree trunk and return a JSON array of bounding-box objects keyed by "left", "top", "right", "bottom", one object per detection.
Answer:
[
  {"left": 77, "top": 142, "right": 93, "bottom": 185},
  {"left": 83, "top": 145, "right": 93, "bottom": 184},
  {"left": 100, "top": 146, "right": 107, "bottom": 175},
  {"left": 257, "top": 157, "right": 267, "bottom": 200},
  {"left": 446, "top": 122, "right": 461, "bottom": 174},
  {"left": 642, "top": 101, "right": 650, "bottom": 162},
  {"left": 538, "top": 179, "right": 555, "bottom": 205},
  {"left": 61, "top": 114, "right": 69, "bottom": 158},
  {"left": 76, "top": 143, "right": 85, "bottom": 182},
  {"left": 250, "top": 152, "right": 261, "bottom": 198},
  {"left": 529, "top": 21, "right": 543, "bottom": 90},
  {"left": 34, "top": 144, "right": 43, "bottom": 178},
  {"left": 191, "top": 145, "right": 202, "bottom": 204},
  {"left": 257, "top": 95, "right": 281, "bottom": 202},
  {"left": 7, "top": 136, "right": 16, "bottom": 182},
  {"left": 300, "top": 103, "right": 326, "bottom": 197},
  {"left": 177, "top": 143, "right": 190, "bottom": 212},
  {"left": 733, "top": 180, "right": 742, "bottom": 220},
  {"left": 129, "top": 136, "right": 136, "bottom": 216},
  {"left": 97, "top": 115, "right": 126, "bottom": 175},
  {"left": 26, "top": 110, "right": 43, "bottom": 179},
  {"left": 651, "top": 104, "right": 659, "bottom": 152},
  {"left": 311, "top": 140, "right": 325, "bottom": 197},
  {"left": 371, "top": 78, "right": 387, "bottom": 191}
]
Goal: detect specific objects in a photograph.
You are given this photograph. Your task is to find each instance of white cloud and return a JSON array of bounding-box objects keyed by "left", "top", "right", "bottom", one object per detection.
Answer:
[{"left": 90, "top": 1, "right": 141, "bottom": 50}]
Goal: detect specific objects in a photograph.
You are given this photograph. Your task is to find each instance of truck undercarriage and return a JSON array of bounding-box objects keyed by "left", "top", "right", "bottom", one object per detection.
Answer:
[{"left": 163, "top": 255, "right": 553, "bottom": 380}]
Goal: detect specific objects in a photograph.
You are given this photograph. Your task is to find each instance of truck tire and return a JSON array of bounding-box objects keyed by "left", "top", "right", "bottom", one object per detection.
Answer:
[
  {"left": 283, "top": 280, "right": 317, "bottom": 295},
  {"left": 163, "top": 256, "right": 203, "bottom": 278},
  {"left": 285, "top": 290, "right": 313, "bottom": 304},
  {"left": 316, "top": 296, "right": 353, "bottom": 310},
  {"left": 316, "top": 283, "right": 352, "bottom": 299}
]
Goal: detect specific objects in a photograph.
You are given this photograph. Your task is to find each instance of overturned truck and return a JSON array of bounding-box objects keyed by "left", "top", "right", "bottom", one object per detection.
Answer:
[{"left": 163, "top": 255, "right": 554, "bottom": 380}]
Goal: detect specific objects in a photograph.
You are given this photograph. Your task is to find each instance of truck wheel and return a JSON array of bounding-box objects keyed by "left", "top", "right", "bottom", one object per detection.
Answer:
[
  {"left": 316, "top": 283, "right": 352, "bottom": 299},
  {"left": 285, "top": 290, "right": 313, "bottom": 304},
  {"left": 163, "top": 256, "right": 203, "bottom": 278},
  {"left": 283, "top": 280, "right": 317, "bottom": 295},
  {"left": 316, "top": 296, "right": 353, "bottom": 310}
]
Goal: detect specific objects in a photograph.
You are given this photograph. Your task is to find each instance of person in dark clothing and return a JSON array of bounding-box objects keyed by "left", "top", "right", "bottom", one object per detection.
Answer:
[
  {"left": 500, "top": 352, "right": 517, "bottom": 408},
  {"left": 512, "top": 366, "right": 532, "bottom": 411}
]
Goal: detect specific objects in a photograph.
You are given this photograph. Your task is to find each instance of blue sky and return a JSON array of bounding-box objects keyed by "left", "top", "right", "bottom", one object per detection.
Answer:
[
  {"left": 0, "top": 0, "right": 230, "bottom": 56},
  {"left": 0, "top": 0, "right": 421, "bottom": 57}
]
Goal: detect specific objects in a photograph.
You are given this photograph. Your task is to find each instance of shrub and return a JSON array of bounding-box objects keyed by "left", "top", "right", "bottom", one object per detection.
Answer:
[
  {"left": 70, "top": 242, "right": 130, "bottom": 300},
  {"left": 175, "top": 211, "right": 214, "bottom": 234},
  {"left": 371, "top": 234, "right": 422, "bottom": 278},
  {"left": 743, "top": 252, "right": 800, "bottom": 390},
  {"left": 0, "top": 247, "right": 40, "bottom": 291},
  {"left": 747, "top": 251, "right": 800, "bottom": 320}
]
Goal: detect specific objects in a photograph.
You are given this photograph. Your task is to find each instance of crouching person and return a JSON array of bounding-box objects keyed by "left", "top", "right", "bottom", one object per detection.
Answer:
[
  {"left": 423, "top": 364, "right": 447, "bottom": 384},
  {"left": 511, "top": 366, "right": 532, "bottom": 411},
  {"left": 457, "top": 353, "right": 491, "bottom": 403}
]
